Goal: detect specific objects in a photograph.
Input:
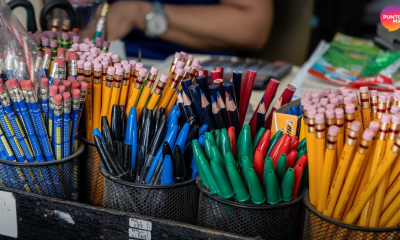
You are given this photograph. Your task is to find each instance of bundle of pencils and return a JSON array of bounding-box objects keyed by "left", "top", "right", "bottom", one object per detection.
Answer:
[
  {"left": 194, "top": 124, "right": 307, "bottom": 204},
  {"left": 303, "top": 86, "right": 400, "bottom": 227},
  {"left": 93, "top": 104, "right": 209, "bottom": 185}
]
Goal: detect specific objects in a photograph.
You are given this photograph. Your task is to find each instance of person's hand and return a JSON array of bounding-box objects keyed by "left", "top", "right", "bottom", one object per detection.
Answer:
[{"left": 107, "top": 1, "right": 151, "bottom": 41}]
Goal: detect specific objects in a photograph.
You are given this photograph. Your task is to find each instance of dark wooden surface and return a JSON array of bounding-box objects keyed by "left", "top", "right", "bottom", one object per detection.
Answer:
[{"left": 0, "top": 186, "right": 253, "bottom": 240}]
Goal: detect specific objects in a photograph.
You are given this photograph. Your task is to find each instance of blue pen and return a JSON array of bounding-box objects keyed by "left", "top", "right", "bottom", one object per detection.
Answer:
[
  {"left": 53, "top": 95, "right": 63, "bottom": 160},
  {"left": 191, "top": 135, "right": 206, "bottom": 179},
  {"left": 199, "top": 124, "right": 208, "bottom": 136},
  {"left": 39, "top": 78, "right": 50, "bottom": 129},
  {"left": 146, "top": 125, "right": 179, "bottom": 184},
  {"left": 62, "top": 93, "right": 71, "bottom": 158},
  {"left": 298, "top": 102, "right": 303, "bottom": 115},
  {"left": 125, "top": 107, "right": 138, "bottom": 172},
  {"left": 173, "top": 123, "right": 190, "bottom": 152},
  {"left": 161, "top": 155, "right": 174, "bottom": 185},
  {"left": 70, "top": 89, "right": 80, "bottom": 153},
  {"left": 167, "top": 105, "right": 178, "bottom": 121},
  {"left": 291, "top": 106, "right": 299, "bottom": 116}
]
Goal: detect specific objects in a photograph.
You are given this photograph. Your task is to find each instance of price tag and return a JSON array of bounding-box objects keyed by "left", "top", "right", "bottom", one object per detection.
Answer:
[
  {"left": 0, "top": 191, "right": 17, "bottom": 238},
  {"left": 129, "top": 228, "right": 151, "bottom": 240},
  {"left": 129, "top": 218, "right": 152, "bottom": 231}
]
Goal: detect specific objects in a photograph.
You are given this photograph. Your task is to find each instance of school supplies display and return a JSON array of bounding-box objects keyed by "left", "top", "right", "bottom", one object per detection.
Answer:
[{"left": 302, "top": 86, "right": 400, "bottom": 228}]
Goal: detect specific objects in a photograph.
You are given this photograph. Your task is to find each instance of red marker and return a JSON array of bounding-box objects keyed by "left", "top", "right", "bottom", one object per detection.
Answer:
[
  {"left": 293, "top": 163, "right": 304, "bottom": 198},
  {"left": 253, "top": 148, "right": 264, "bottom": 182},
  {"left": 254, "top": 129, "right": 271, "bottom": 157},
  {"left": 286, "top": 150, "right": 297, "bottom": 170}
]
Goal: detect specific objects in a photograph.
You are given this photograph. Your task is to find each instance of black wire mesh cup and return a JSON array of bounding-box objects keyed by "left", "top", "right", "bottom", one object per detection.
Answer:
[
  {"left": 79, "top": 135, "right": 104, "bottom": 207},
  {"left": 0, "top": 142, "right": 84, "bottom": 201},
  {"left": 196, "top": 178, "right": 305, "bottom": 239},
  {"left": 302, "top": 190, "right": 400, "bottom": 239},
  {"left": 101, "top": 167, "right": 200, "bottom": 225}
]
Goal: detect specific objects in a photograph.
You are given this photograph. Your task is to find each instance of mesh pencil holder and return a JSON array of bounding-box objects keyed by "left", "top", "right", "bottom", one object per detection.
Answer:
[
  {"left": 0, "top": 142, "right": 84, "bottom": 201},
  {"left": 79, "top": 135, "right": 104, "bottom": 207},
  {"left": 101, "top": 167, "right": 200, "bottom": 225},
  {"left": 302, "top": 190, "right": 400, "bottom": 239},
  {"left": 197, "top": 178, "right": 304, "bottom": 239}
]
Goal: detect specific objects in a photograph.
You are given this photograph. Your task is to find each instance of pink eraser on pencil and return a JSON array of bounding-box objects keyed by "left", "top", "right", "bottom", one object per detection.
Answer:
[
  {"left": 63, "top": 92, "right": 71, "bottom": 102},
  {"left": 80, "top": 82, "right": 88, "bottom": 91},
  {"left": 76, "top": 76, "right": 84, "bottom": 82},
  {"left": 315, "top": 113, "right": 325, "bottom": 124},
  {"left": 58, "top": 58, "right": 66, "bottom": 67},
  {"left": 41, "top": 37, "right": 49, "bottom": 46},
  {"left": 187, "top": 55, "right": 194, "bottom": 61},
  {"left": 19, "top": 80, "right": 26, "bottom": 89},
  {"left": 10, "top": 78, "right": 18, "bottom": 88},
  {"left": 114, "top": 63, "right": 122, "bottom": 68},
  {"left": 57, "top": 48, "right": 65, "bottom": 56},
  {"left": 58, "top": 86, "right": 65, "bottom": 94},
  {"left": 317, "top": 108, "right": 325, "bottom": 114},
  {"left": 342, "top": 89, "right": 350, "bottom": 96},
  {"left": 102, "top": 41, "right": 110, "bottom": 48},
  {"left": 387, "top": 95, "right": 393, "bottom": 102},
  {"left": 345, "top": 104, "right": 355, "bottom": 113},
  {"left": 320, "top": 98, "right": 328, "bottom": 103},
  {"left": 73, "top": 36, "right": 80, "bottom": 43},
  {"left": 129, "top": 60, "right": 136, "bottom": 69},
  {"left": 337, "top": 95, "right": 344, "bottom": 104},
  {"left": 378, "top": 95, "right": 387, "bottom": 103},
  {"left": 311, "top": 99, "right": 319, "bottom": 103},
  {"left": 313, "top": 103, "right": 321, "bottom": 108},
  {"left": 325, "top": 109, "right": 335, "bottom": 119},
  {"left": 193, "top": 59, "right": 200, "bottom": 64},
  {"left": 328, "top": 125, "right": 339, "bottom": 136},
  {"left": 304, "top": 91, "right": 312, "bottom": 98},
  {"left": 106, "top": 52, "right": 113, "bottom": 56},
  {"left": 174, "top": 52, "right": 181, "bottom": 59},
  {"left": 120, "top": 60, "right": 128, "bottom": 65},
  {"left": 107, "top": 67, "right": 115, "bottom": 75},
  {"left": 391, "top": 105, "right": 400, "bottom": 114},
  {"left": 350, "top": 121, "right": 361, "bottom": 132},
  {"left": 330, "top": 98, "right": 339, "bottom": 106},
  {"left": 72, "top": 89, "right": 80, "bottom": 98},
  {"left": 323, "top": 88, "right": 331, "bottom": 96},
  {"left": 369, "top": 121, "right": 379, "bottom": 131},
  {"left": 84, "top": 62, "right": 92, "bottom": 71},
  {"left": 360, "top": 86, "right": 369, "bottom": 93},
  {"left": 111, "top": 54, "right": 119, "bottom": 62},
  {"left": 307, "top": 109, "right": 317, "bottom": 119},
  {"left": 332, "top": 89, "right": 339, "bottom": 95},
  {"left": 72, "top": 82, "right": 80, "bottom": 90},
  {"left": 160, "top": 74, "right": 168, "bottom": 83},
  {"left": 87, "top": 56, "right": 94, "bottom": 62},
  {"left": 94, "top": 63, "right": 102, "bottom": 72},
  {"left": 50, "top": 86, "right": 58, "bottom": 96},
  {"left": 150, "top": 66, "right": 159, "bottom": 75},
  {"left": 326, "top": 104, "right": 335, "bottom": 110},
  {"left": 83, "top": 37, "right": 91, "bottom": 43},
  {"left": 175, "top": 67, "right": 184, "bottom": 76},
  {"left": 381, "top": 114, "right": 391, "bottom": 124},
  {"left": 53, "top": 78, "right": 61, "bottom": 86},
  {"left": 54, "top": 94, "right": 63, "bottom": 104},
  {"left": 139, "top": 68, "right": 148, "bottom": 77},
  {"left": 369, "top": 90, "right": 378, "bottom": 97},
  {"left": 135, "top": 62, "right": 143, "bottom": 71},
  {"left": 184, "top": 65, "right": 192, "bottom": 73},
  {"left": 101, "top": 61, "right": 109, "bottom": 68},
  {"left": 116, "top": 67, "right": 124, "bottom": 76},
  {"left": 90, "top": 47, "right": 98, "bottom": 55},
  {"left": 70, "top": 53, "right": 78, "bottom": 61},
  {"left": 344, "top": 96, "right": 353, "bottom": 105},
  {"left": 349, "top": 92, "right": 357, "bottom": 101},
  {"left": 25, "top": 80, "right": 33, "bottom": 90},
  {"left": 176, "top": 61, "right": 185, "bottom": 69},
  {"left": 62, "top": 33, "right": 68, "bottom": 40},
  {"left": 191, "top": 63, "right": 200, "bottom": 70},
  {"left": 71, "top": 44, "right": 79, "bottom": 51},
  {"left": 392, "top": 114, "right": 400, "bottom": 124},
  {"left": 45, "top": 48, "right": 52, "bottom": 55},
  {"left": 79, "top": 55, "right": 87, "bottom": 61},
  {"left": 363, "top": 129, "right": 374, "bottom": 141},
  {"left": 41, "top": 78, "right": 49, "bottom": 88},
  {"left": 63, "top": 80, "right": 72, "bottom": 89},
  {"left": 82, "top": 44, "right": 90, "bottom": 52},
  {"left": 311, "top": 92, "right": 320, "bottom": 99},
  {"left": 124, "top": 66, "right": 130, "bottom": 73},
  {"left": 77, "top": 60, "right": 85, "bottom": 68},
  {"left": 328, "top": 93, "right": 336, "bottom": 99},
  {"left": 50, "top": 39, "right": 58, "bottom": 48},
  {"left": 338, "top": 87, "right": 346, "bottom": 93},
  {"left": 67, "top": 76, "right": 75, "bottom": 82},
  {"left": 180, "top": 51, "right": 187, "bottom": 58}
]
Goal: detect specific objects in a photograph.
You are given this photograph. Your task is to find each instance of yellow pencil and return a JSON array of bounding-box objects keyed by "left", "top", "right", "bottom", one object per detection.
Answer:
[
  {"left": 344, "top": 100, "right": 355, "bottom": 139},
  {"left": 332, "top": 129, "right": 373, "bottom": 220},
  {"left": 107, "top": 67, "right": 123, "bottom": 123},
  {"left": 92, "top": 63, "right": 102, "bottom": 131},
  {"left": 343, "top": 134, "right": 400, "bottom": 225},
  {"left": 358, "top": 112, "right": 391, "bottom": 226},
  {"left": 165, "top": 65, "right": 193, "bottom": 114},
  {"left": 147, "top": 74, "right": 168, "bottom": 110},
  {"left": 315, "top": 113, "right": 325, "bottom": 195},
  {"left": 317, "top": 125, "right": 338, "bottom": 213},
  {"left": 101, "top": 60, "right": 108, "bottom": 96},
  {"left": 350, "top": 92, "right": 364, "bottom": 133},
  {"left": 359, "top": 87, "right": 371, "bottom": 130},
  {"left": 158, "top": 57, "right": 184, "bottom": 108},
  {"left": 382, "top": 172, "right": 400, "bottom": 213},
  {"left": 306, "top": 108, "right": 318, "bottom": 207},
  {"left": 125, "top": 60, "right": 137, "bottom": 105},
  {"left": 118, "top": 65, "right": 131, "bottom": 107},
  {"left": 157, "top": 67, "right": 184, "bottom": 110},
  {"left": 335, "top": 108, "right": 345, "bottom": 160},
  {"left": 100, "top": 67, "right": 114, "bottom": 118},
  {"left": 136, "top": 66, "right": 158, "bottom": 118},
  {"left": 369, "top": 90, "right": 378, "bottom": 121},
  {"left": 323, "top": 121, "right": 361, "bottom": 218},
  {"left": 83, "top": 62, "right": 93, "bottom": 141},
  {"left": 384, "top": 205, "right": 400, "bottom": 227},
  {"left": 386, "top": 94, "right": 392, "bottom": 114},
  {"left": 125, "top": 62, "right": 142, "bottom": 116},
  {"left": 126, "top": 68, "right": 147, "bottom": 116}
]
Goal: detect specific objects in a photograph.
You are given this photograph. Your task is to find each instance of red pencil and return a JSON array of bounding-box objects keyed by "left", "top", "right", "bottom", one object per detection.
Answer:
[
  {"left": 264, "top": 97, "right": 282, "bottom": 130},
  {"left": 239, "top": 70, "right": 257, "bottom": 126},
  {"left": 249, "top": 79, "right": 279, "bottom": 137},
  {"left": 211, "top": 70, "right": 220, "bottom": 83},
  {"left": 264, "top": 84, "right": 296, "bottom": 130},
  {"left": 228, "top": 126, "right": 236, "bottom": 158}
]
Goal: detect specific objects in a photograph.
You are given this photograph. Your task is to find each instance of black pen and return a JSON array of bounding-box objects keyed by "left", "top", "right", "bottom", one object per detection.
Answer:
[
  {"left": 111, "top": 105, "right": 123, "bottom": 160},
  {"left": 101, "top": 116, "right": 113, "bottom": 150},
  {"left": 137, "top": 109, "right": 154, "bottom": 183},
  {"left": 119, "top": 105, "right": 127, "bottom": 167},
  {"left": 173, "top": 145, "right": 186, "bottom": 183}
]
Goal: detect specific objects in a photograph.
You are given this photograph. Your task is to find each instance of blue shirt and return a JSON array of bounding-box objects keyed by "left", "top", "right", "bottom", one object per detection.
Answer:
[{"left": 109, "top": 0, "right": 234, "bottom": 59}]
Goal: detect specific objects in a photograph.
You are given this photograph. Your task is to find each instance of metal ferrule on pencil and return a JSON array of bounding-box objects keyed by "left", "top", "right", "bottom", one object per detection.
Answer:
[
  {"left": 0, "top": 91, "right": 11, "bottom": 107},
  {"left": 17, "top": 61, "right": 27, "bottom": 81},
  {"left": 388, "top": 122, "right": 400, "bottom": 141},
  {"left": 346, "top": 129, "right": 359, "bottom": 146},
  {"left": 57, "top": 65, "right": 66, "bottom": 80},
  {"left": 78, "top": 67, "right": 84, "bottom": 77},
  {"left": 391, "top": 136, "right": 400, "bottom": 153},
  {"left": 114, "top": 73, "right": 122, "bottom": 88},
  {"left": 41, "top": 54, "right": 51, "bottom": 71},
  {"left": 102, "top": 67, "right": 108, "bottom": 82},
  {"left": 153, "top": 80, "right": 166, "bottom": 95},
  {"left": 54, "top": 102, "right": 63, "bottom": 117},
  {"left": 370, "top": 96, "right": 378, "bottom": 115},
  {"left": 131, "top": 69, "right": 139, "bottom": 84},
  {"left": 360, "top": 92, "right": 370, "bottom": 109},
  {"left": 94, "top": 70, "right": 102, "bottom": 84},
  {"left": 325, "top": 117, "right": 336, "bottom": 130},
  {"left": 63, "top": 100, "right": 71, "bottom": 114},
  {"left": 72, "top": 95, "right": 80, "bottom": 110},
  {"left": 358, "top": 138, "right": 372, "bottom": 155},
  {"left": 336, "top": 116, "right": 344, "bottom": 134},
  {"left": 49, "top": 95, "right": 55, "bottom": 110},
  {"left": 145, "top": 72, "right": 157, "bottom": 88},
  {"left": 303, "top": 109, "right": 308, "bottom": 125},
  {"left": 79, "top": 89, "right": 87, "bottom": 105},
  {"left": 326, "top": 134, "right": 337, "bottom": 150},
  {"left": 169, "top": 57, "right": 180, "bottom": 73},
  {"left": 69, "top": 59, "right": 77, "bottom": 77},
  {"left": 352, "top": 100, "right": 359, "bottom": 117},
  {"left": 40, "top": 85, "right": 49, "bottom": 101},
  {"left": 134, "top": 74, "right": 145, "bottom": 89},
  {"left": 377, "top": 122, "right": 389, "bottom": 141},
  {"left": 106, "top": 73, "right": 113, "bottom": 88},
  {"left": 122, "top": 72, "right": 130, "bottom": 86},
  {"left": 344, "top": 112, "right": 355, "bottom": 129},
  {"left": 376, "top": 102, "right": 386, "bottom": 120},
  {"left": 35, "top": 56, "right": 42, "bottom": 73},
  {"left": 189, "top": 68, "right": 197, "bottom": 80},
  {"left": 169, "top": 72, "right": 183, "bottom": 89},
  {"left": 315, "top": 122, "right": 325, "bottom": 139},
  {"left": 84, "top": 70, "right": 91, "bottom": 83},
  {"left": 307, "top": 118, "right": 315, "bottom": 134},
  {"left": 49, "top": 61, "right": 58, "bottom": 80}
]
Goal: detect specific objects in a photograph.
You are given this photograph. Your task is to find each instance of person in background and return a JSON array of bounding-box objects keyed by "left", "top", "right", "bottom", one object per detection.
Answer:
[{"left": 107, "top": 0, "right": 273, "bottom": 60}]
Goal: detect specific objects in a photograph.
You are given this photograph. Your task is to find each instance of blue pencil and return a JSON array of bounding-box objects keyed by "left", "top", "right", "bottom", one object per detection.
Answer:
[
  {"left": 39, "top": 78, "right": 50, "bottom": 130},
  {"left": 53, "top": 95, "right": 63, "bottom": 160}
]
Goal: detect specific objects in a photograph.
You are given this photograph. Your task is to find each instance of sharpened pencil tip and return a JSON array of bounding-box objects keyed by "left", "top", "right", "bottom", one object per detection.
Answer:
[
  {"left": 260, "top": 97, "right": 264, "bottom": 104},
  {"left": 200, "top": 89, "right": 204, "bottom": 95}
]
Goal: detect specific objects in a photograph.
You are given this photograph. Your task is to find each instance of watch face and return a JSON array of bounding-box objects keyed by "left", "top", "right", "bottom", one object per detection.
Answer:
[{"left": 147, "top": 13, "right": 168, "bottom": 37}]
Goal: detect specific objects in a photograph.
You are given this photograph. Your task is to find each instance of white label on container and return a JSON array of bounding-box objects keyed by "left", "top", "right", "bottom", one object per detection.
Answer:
[
  {"left": 129, "top": 218, "right": 152, "bottom": 231},
  {"left": 129, "top": 228, "right": 151, "bottom": 240},
  {"left": 0, "top": 191, "right": 17, "bottom": 238}
]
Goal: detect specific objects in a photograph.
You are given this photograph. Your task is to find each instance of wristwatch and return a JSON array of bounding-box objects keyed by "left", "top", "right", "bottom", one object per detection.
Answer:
[{"left": 145, "top": 1, "right": 168, "bottom": 37}]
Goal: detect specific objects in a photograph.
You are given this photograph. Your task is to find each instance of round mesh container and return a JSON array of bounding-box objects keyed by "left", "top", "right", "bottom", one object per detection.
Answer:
[
  {"left": 197, "top": 178, "right": 305, "bottom": 239},
  {"left": 101, "top": 167, "right": 200, "bottom": 225},
  {"left": 79, "top": 135, "right": 103, "bottom": 207},
  {"left": 0, "top": 143, "right": 84, "bottom": 201},
  {"left": 302, "top": 190, "right": 400, "bottom": 239}
]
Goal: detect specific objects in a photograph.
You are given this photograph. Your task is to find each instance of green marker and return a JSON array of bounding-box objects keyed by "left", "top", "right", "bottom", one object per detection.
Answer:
[
  {"left": 225, "top": 152, "right": 238, "bottom": 171},
  {"left": 227, "top": 164, "right": 250, "bottom": 202},
  {"left": 263, "top": 157, "right": 274, "bottom": 193},
  {"left": 210, "top": 145, "right": 227, "bottom": 174},
  {"left": 281, "top": 168, "right": 294, "bottom": 201},
  {"left": 252, "top": 127, "right": 266, "bottom": 151},
  {"left": 237, "top": 125, "right": 253, "bottom": 165},
  {"left": 204, "top": 139, "right": 213, "bottom": 161},
  {"left": 297, "top": 138, "right": 306, "bottom": 150},
  {"left": 275, "top": 154, "right": 287, "bottom": 184},
  {"left": 236, "top": 125, "right": 245, "bottom": 160},
  {"left": 193, "top": 140, "right": 220, "bottom": 194},
  {"left": 265, "top": 130, "right": 283, "bottom": 159},
  {"left": 211, "top": 160, "right": 234, "bottom": 199},
  {"left": 205, "top": 132, "right": 216, "bottom": 146},
  {"left": 220, "top": 129, "right": 232, "bottom": 159},
  {"left": 242, "top": 156, "right": 253, "bottom": 185},
  {"left": 214, "top": 129, "right": 221, "bottom": 152},
  {"left": 265, "top": 170, "right": 282, "bottom": 204},
  {"left": 295, "top": 147, "right": 307, "bottom": 163},
  {"left": 247, "top": 168, "right": 266, "bottom": 204}
]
